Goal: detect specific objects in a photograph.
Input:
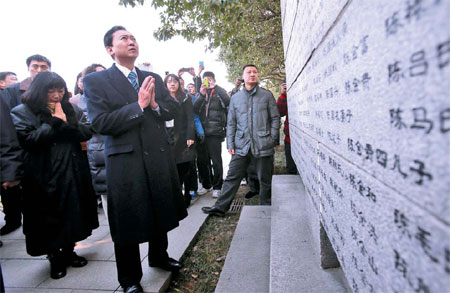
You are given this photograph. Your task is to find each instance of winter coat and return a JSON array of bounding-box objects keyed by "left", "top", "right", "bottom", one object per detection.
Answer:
[
  {"left": 193, "top": 85, "right": 230, "bottom": 138},
  {"left": 169, "top": 93, "right": 196, "bottom": 164},
  {"left": 1, "top": 77, "right": 31, "bottom": 111},
  {"left": 77, "top": 95, "right": 107, "bottom": 195},
  {"left": 84, "top": 65, "right": 187, "bottom": 245},
  {"left": 227, "top": 85, "right": 280, "bottom": 158},
  {"left": 0, "top": 98, "right": 23, "bottom": 183},
  {"left": 10, "top": 103, "right": 99, "bottom": 256}
]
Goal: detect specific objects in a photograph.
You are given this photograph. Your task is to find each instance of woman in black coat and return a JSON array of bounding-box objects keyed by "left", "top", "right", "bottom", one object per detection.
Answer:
[
  {"left": 10, "top": 72, "right": 99, "bottom": 280},
  {"left": 164, "top": 74, "right": 196, "bottom": 207}
]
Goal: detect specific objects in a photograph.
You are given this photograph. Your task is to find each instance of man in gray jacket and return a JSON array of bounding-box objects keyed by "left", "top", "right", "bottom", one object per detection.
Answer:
[{"left": 202, "top": 64, "right": 280, "bottom": 216}]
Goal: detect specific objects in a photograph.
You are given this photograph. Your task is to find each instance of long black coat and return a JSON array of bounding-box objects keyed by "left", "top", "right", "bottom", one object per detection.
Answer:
[
  {"left": 10, "top": 103, "right": 99, "bottom": 256},
  {"left": 83, "top": 65, "right": 187, "bottom": 245},
  {"left": 171, "top": 93, "right": 196, "bottom": 164},
  {"left": 0, "top": 98, "right": 23, "bottom": 183}
]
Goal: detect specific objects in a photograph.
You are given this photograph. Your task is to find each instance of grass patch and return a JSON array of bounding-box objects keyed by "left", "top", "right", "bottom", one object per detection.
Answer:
[{"left": 168, "top": 147, "right": 286, "bottom": 292}]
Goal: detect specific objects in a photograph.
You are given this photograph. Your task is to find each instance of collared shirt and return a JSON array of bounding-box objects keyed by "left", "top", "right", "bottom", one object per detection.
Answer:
[{"left": 115, "top": 62, "right": 138, "bottom": 86}]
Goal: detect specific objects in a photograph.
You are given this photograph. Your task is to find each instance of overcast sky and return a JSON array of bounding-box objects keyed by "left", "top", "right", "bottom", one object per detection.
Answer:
[{"left": 0, "top": 0, "right": 234, "bottom": 92}]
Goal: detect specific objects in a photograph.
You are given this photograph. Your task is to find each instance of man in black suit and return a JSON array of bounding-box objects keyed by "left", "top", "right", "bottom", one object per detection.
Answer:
[{"left": 83, "top": 26, "right": 187, "bottom": 293}]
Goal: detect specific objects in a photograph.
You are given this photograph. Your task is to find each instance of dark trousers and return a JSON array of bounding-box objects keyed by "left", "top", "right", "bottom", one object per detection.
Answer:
[
  {"left": 114, "top": 231, "right": 168, "bottom": 288},
  {"left": 214, "top": 152, "right": 273, "bottom": 212},
  {"left": 187, "top": 160, "right": 198, "bottom": 192},
  {"left": 0, "top": 185, "right": 22, "bottom": 227},
  {"left": 177, "top": 161, "right": 194, "bottom": 194},
  {"left": 285, "top": 142, "right": 298, "bottom": 174},
  {"left": 196, "top": 138, "right": 212, "bottom": 189},
  {"left": 205, "top": 136, "right": 223, "bottom": 190},
  {"left": 246, "top": 160, "right": 260, "bottom": 193}
]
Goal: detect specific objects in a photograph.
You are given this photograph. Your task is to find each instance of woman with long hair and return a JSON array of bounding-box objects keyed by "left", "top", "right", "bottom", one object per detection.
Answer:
[
  {"left": 10, "top": 71, "right": 99, "bottom": 280},
  {"left": 163, "top": 74, "right": 196, "bottom": 207}
]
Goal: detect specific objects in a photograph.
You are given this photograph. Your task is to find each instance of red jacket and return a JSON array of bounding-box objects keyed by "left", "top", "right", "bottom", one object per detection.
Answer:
[{"left": 277, "top": 92, "right": 290, "bottom": 143}]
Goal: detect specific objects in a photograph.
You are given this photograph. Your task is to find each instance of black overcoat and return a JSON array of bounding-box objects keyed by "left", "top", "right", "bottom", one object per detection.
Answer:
[
  {"left": 83, "top": 65, "right": 187, "bottom": 245},
  {"left": 171, "top": 93, "right": 196, "bottom": 164},
  {"left": 0, "top": 98, "right": 23, "bottom": 183},
  {"left": 10, "top": 103, "right": 99, "bottom": 256}
]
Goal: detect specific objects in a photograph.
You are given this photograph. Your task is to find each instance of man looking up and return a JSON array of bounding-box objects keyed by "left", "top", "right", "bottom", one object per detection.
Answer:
[
  {"left": 1, "top": 54, "right": 51, "bottom": 110},
  {"left": 202, "top": 64, "right": 280, "bottom": 216},
  {"left": 0, "top": 72, "right": 18, "bottom": 90},
  {"left": 83, "top": 26, "right": 187, "bottom": 293},
  {"left": 193, "top": 71, "right": 230, "bottom": 198}
]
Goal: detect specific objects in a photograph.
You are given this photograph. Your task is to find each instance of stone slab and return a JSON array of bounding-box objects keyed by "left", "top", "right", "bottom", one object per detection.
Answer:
[
  {"left": 215, "top": 206, "right": 271, "bottom": 293},
  {"left": 288, "top": 0, "right": 450, "bottom": 222},
  {"left": 270, "top": 175, "right": 350, "bottom": 293}
]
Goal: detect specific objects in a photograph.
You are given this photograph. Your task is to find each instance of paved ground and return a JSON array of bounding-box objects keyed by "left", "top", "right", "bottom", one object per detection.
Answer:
[{"left": 0, "top": 192, "right": 216, "bottom": 293}]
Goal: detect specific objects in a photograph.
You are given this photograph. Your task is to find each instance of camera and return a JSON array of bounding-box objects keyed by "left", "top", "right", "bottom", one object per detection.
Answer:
[
  {"left": 181, "top": 67, "right": 191, "bottom": 73},
  {"left": 238, "top": 78, "right": 244, "bottom": 83},
  {"left": 203, "top": 78, "right": 209, "bottom": 87}
]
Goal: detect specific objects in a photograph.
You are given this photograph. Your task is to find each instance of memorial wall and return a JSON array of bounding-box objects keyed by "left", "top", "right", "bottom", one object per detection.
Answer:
[{"left": 280, "top": 0, "right": 450, "bottom": 292}]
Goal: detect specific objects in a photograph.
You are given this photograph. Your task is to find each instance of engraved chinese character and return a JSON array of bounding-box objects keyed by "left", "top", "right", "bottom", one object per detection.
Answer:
[
  {"left": 348, "top": 138, "right": 355, "bottom": 152},
  {"left": 360, "top": 35, "right": 369, "bottom": 55},
  {"left": 376, "top": 149, "right": 388, "bottom": 168},
  {"left": 365, "top": 144, "right": 374, "bottom": 161},
  {"left": 368, "top": 224, "right": 379, "bottom": 245},
  {"left": 405, "top": 0, "right": 426, "bottom": 22},
  {"left": 390, "top": 108, "right": 407, "bottom": 129},
  {"left": 394, "top": 249, "right": 408, "bottom": 278},
  {"left": 385, "top": 11, "right": 403, "bottom": 36},
  {"left": 388, "top": 61, "right": 404, "bottom": 83},
  {"left": 345, "top": 81, "right": 352, "bottom": 94},
  {"left": 409, "top": 160, "right": 433, "bottom": 185},
  {"left": 346, "top": 109, "right": 353, "bottom": 123},
  {"left": 415, "top": 226, "right": 439, "bottom": 263},
  {"left": 411, "top": 107, "right": 433, "bottom": 133},
  {"left": 391, "top": 154, "right": 408, "bottom": 178},
  {"left": 361, "top": 73, "right": 371, "bottom": 90},
  {"left": 445, "top": 247, "right": 450, "bottom": 274},
  {"left": 369, "top": 256, "right": 379, "bottom": 275},
  {"left": 414, "top": 278, "right": 431, "bottom": 293},
  {"left": 437, "top": 39, "right": 450, "bottom": 69},
  {"left": 409, "top": 50, "right": 428, "bottom": 77},
  {"left": 440, "top": 108, "right": 450, "bottom": 133},
  {"left": 394, "top": 209, "right": 411, "bottom": 238},
  {"left": 355, "top": 141, "right": 363, "bottom": 156}
]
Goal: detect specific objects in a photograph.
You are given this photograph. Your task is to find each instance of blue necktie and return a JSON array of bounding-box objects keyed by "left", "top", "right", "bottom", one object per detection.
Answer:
[{"left": 128, "top": 71, "right": 139, "bottom": 92}]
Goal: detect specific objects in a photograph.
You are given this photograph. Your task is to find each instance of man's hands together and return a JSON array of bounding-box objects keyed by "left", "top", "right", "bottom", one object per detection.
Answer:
[{"left": 138, "top": 76, "right": 158, "bottom": 110}]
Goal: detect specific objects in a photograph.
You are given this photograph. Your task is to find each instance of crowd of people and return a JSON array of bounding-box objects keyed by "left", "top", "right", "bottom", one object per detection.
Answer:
[{"left": 0, "top": 25, "right": 296, "bottom": 293}]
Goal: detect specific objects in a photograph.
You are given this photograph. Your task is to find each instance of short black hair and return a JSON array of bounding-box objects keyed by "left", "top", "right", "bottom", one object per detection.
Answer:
[
  {"left": 242, "top": 64, "right": 258, "bottom": 73},
  {"left": 0, "top": 71, "right": 16, "bottom": 81},
  {"left": 202, "top": 71, "right": 215, "bottom": 80},
  {"left": 104, "top": 25, "right": 127, "bottom": 47},
  {"left": 26, "top": 54, "right": 51, "bottom": 68},
  {"left": 83, "top": 63, "right": 106, "bottom": 76}
]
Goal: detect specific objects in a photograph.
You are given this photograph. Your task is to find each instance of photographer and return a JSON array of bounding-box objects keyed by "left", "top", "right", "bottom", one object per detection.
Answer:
[{"left": 193, "top": 71, "right": 230, "bottom": 198}]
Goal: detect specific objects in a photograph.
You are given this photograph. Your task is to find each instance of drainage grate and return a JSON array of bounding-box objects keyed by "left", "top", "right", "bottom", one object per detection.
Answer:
[{"left": 229, "top": 198, "right": 245, "bottom": 213}]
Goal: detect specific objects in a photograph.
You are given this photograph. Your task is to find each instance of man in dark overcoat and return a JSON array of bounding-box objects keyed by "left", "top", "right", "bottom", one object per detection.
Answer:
[{"left": 83, "top": 26, "right": 187, "bottom": 293}]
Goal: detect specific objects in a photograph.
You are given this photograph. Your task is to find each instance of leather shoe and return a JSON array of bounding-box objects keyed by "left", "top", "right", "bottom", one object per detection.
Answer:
[
  {"left": 244, "top": 190, "right": 258, "bottom": 199},
  {"left": 64, "top": 252, "right": 88, "bottom": 267},
  {"left": 0, "top": 223, "right": 21, "bottom": 235},
  {"left": 202, "top": 206, "right": 225, "bottom": 217},
  {"left": 48, "top": 253, "right": 66, "bottom": 279},
  {"left": 123, "top": 283, "right": 143, "bottom": 293},
  {"left": 149, "top": 257, "right": 182, "bottom": 272}
]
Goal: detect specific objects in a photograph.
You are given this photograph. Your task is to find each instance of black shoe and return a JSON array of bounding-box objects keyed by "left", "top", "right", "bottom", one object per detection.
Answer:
[
  {"left": 244, "top": 190, "right": 258, "bottom": 199},
  {"left": 201, "top": 206, "right": 225, "bottom": 217},
  {"left": 123, "top": 283, "right": 143, "bottom": 293},
  {"left": 0, "top": 223, "right": 21, "bottom": 235},
  {"left": 64, "top": 251, "right": 88, "bottom": 267},
  {"left": 149, "top": 257, "right": 182, "bottom": 272},
  {"left": 48, "top": 253, "right": 67, "bottom": 279}
]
